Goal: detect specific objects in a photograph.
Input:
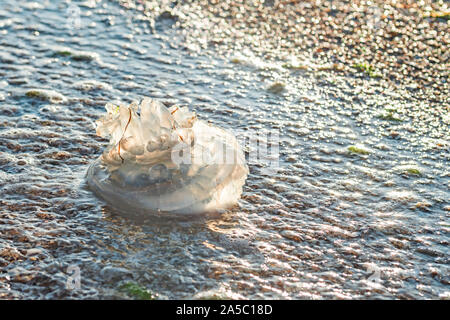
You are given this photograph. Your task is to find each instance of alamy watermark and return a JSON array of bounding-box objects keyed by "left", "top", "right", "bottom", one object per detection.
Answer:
[
  {"left": 170, "top": 128, "right": 280, "bottom": 175},
  {"left": 66, "top": 3, "right": 82, "bottom": 31},
  {"left": 66, "top": 265, "right": 81, "bottom": 290},
  {"left": 366, "top": 263, "right": 381, "bottom": 284},
  {"left": 367, "top": 6, "right": 382, "bottom": 31}
]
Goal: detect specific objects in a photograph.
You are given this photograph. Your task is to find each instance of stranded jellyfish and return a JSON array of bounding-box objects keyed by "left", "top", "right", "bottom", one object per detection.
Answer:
[{"left": 86, "top": 98, "right": 248, "bottom": 215}]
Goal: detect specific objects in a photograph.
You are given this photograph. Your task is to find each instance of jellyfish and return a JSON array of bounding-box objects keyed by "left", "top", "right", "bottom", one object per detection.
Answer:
[{"left": 86, "top": 97, "right": 248, "bottom": 215}]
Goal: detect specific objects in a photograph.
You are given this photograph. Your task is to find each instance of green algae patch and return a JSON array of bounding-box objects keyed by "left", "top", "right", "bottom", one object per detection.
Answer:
[
  {"left": 426, "top": 11, "right": 450, "bottom": 20},
  {"left": 54, "top": 50, "right": 72, "bottom": 57},
  {"left": 119, "top": 282, "right": 156, "bottom": 300},
  {"left": 71, "top": 52, "right": 98, "bottom": 62},
  {"left": 353, "top": 63, "right": 382, "bottom": 78},
  {"left": 348, "top": 145, "right": 370, "bottom": 155},
  {"left": 395, "top": 165, "right": 423, "bottom": 177},
  {"left": 25, "top": 89, "right": 67, "bottom": 103},
  {"left": 405, "top": 168, "right": 421, "bottom": 175},
  {"left": 282, "top": 62, "right": 308, "bottom": 70},
  {"left": 400, "top": 167, "right": 422, "bottom": 176},
  {"left": 53, "top": 49, "right": 98, "bottom": 62},
  {"left": 26, "top": 90, "right": 44, "bottom": 98},
  {"left": 377, "top": 112, "right": 403, "bottom": 122},
  {"left": 267, "top": 82, "right": 286, "bottom": 94}
]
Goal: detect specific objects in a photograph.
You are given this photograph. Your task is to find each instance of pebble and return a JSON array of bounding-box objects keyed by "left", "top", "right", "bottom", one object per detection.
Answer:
[
  {"left": 25, "top": 89, "right": 67, "bottom": 103},
  {"left": 100, "top": 266, "right": 133, "bottom": 281}
]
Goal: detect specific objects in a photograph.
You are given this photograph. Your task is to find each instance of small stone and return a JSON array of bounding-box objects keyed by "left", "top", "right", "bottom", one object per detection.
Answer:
[
  {"left": 100, "top": 266, "right": 133, "bottom": 281},
  {"left": 347, "top": 145, "right": 370, "bottom": 155},
  {"left": 25, "top": 89, "right": 67, "bottom": 103},
  {"left": 390, "top": 131, "right": 400, "bottom": 138},
  {"left": 71, "top": 51, "right": 99, "bottom": 62},
  {"left": 281, "top": 230, "right": 303, "bottom": 242},
  {"left": 267, "top": 82, "right": 286, "bottom": 94},
  {"left": 26, "top": 248, "right": 43, "bottom": 256}
]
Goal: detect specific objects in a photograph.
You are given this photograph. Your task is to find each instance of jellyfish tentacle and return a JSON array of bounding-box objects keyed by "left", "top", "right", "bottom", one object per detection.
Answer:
[{"left": 118, "top": 107, "right": 132, "bottom": 164}]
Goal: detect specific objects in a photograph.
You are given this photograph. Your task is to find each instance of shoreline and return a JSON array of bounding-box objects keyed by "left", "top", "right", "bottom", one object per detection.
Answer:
[{"left": 118, "top": 0, "right": 449, "bottom": 103}]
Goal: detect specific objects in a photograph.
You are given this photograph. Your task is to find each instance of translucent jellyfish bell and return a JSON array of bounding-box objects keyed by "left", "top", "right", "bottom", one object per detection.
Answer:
[{"left": 86, "top": 98, "right": 248, "bottom": 215}]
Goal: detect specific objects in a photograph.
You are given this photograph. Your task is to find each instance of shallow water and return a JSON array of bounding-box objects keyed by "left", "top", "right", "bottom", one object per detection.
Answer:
[{"left": 0, "top": 0, "right": 448, "bottom": 299}]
